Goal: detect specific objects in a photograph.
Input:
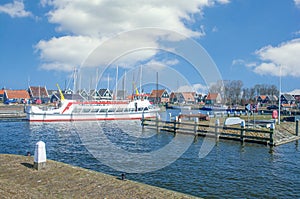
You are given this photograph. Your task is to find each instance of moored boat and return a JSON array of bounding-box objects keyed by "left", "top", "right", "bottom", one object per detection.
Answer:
[{"left": 25, "top": 98, "right": 159, "bottom": 122}]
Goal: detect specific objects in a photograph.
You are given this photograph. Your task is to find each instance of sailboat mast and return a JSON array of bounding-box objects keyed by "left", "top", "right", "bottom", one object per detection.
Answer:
[
  {"left": 139, "top": 65, "right": 142, "bottom": 94},
  {"left": 115, "top": 65, "right": 118, "bottom": 100}
]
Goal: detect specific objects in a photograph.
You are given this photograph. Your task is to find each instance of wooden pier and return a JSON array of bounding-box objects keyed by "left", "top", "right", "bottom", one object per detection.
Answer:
[{"left": 141, "top": 116, "right": 300, "bottom": 147}]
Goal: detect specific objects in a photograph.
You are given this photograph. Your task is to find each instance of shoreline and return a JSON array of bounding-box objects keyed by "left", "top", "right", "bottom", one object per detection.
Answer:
[{"left": 0, "top": 154, "right": 198, "bottom": 198}]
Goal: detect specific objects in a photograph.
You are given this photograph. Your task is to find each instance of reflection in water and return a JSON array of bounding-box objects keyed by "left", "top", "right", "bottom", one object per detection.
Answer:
[{"left": 0, "top": 120, "right": 299, "bottom": 198}]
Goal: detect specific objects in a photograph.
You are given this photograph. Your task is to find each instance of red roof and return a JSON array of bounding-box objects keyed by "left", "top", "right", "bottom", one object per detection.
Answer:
[
  {"left": 206, "top": 93, "right": 219, "bottom": 100},
  {"left": 150, "top": 89, "right": 166, "bottom": 98},
  {"left": 181, "top": 92, "right": 195, "bottom": 101},
  {"left": 5, "top": 90, "right": 30, "bottom": 99},
  {"left": 29, "top": 86, "right": 49, "bottom": 98}
]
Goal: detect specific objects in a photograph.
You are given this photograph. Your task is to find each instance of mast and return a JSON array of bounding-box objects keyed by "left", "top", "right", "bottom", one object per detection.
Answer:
[
  {"left": 124, "top": 71, "right": 126, "bottom": 100},
  {"left": 73, "top": 67, "right": 77, "bottom": 93},
  {"left": 115, "top": 65, "right": 118, "bottom": 100},
  {"left": 107, "top": 74, "right": 110, "bottom": 90},
  {"left": 140, "top": 65, "right": 142, "bottom": 94}
]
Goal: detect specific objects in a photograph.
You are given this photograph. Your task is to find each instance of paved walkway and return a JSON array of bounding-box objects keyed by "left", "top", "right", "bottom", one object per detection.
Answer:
[{"left": 0, "top": 154, "right": 197, "bottom": 199}]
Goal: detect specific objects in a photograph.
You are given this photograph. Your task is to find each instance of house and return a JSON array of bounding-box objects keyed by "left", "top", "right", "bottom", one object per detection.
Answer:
[
  {"left": 98, "top": 88, "right": 112, "bottom": 100},
  {"left": 149, "top": 89, "right": 169, "bottom": 104},
  {"left": 0, "top": 90, "right": 4, "bottom": 102},
  {"left": 256, "top": 95, "right": 277, "bottom": 104},
  {"left": 169, "top": 92, "right": 184, "bottom": 104},
  {"left": 3, "top": 90, "right": 30, "bottom": 104},
  {"left": 205, "top": 93, "right": 222, "bottom": 105},
  {"left": 280, "top": 94, "right": 295, "bottom": 105},
  {"left": 181, "top": 92, "right": 196, "bottom": 104},
  {"left": 89, "top": 89, "right": 101, "bottom": 100},
  {"left": 256, "top": 95, "right": 267, "bottom": 103},
  {"left": 28, "top": 86, "right": 50, "bottom": 103},
  {"left": 288, "top": 89, "right": 300, "bottom": 103}
]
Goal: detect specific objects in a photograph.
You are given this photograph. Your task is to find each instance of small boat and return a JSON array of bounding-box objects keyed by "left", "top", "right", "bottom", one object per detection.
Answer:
[
  {"left": 224, "top": 117, "right": 244, "bottom": 126},
  {"left": 200, "top": 104, "right": 228, "bottom": 111}
]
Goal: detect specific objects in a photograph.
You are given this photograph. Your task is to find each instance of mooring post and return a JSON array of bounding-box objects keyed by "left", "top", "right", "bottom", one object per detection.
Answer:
[
  {"left": 156, "top": 113, "right": 159, "bottom": 133},
  {"left": 194, "top": 117, "right": 199, "bottom": 135},
  {"left": 269, "top": 123, "right": 275, "bottom": 146},
  {"left": 141, "top": 111, "right": 144, "bottom": 128},
  {"left": 173, "top": 120, "right": 177, "bottom": 135},
  {"left": 296, "top": 119, "right": 299, "bottom": 136},
  {"left": 240, "top": 120, "right": 245, "bottom": 144},
  {"left": 34, "top": 141, "right": 46, "bottom": 170},
  {"left": 215, "top": 119, "right": 220, "bottom": 142}
]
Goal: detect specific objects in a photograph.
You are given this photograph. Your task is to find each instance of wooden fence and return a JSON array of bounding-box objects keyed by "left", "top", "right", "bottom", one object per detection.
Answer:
[{"left": 141, "top": 118, "right": 276, "bottom": 146}]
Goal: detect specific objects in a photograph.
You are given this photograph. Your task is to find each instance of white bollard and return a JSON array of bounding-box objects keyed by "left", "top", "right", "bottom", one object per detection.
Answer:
[{"left": 34, "top": 141, "right": 47, "bottom": 170}]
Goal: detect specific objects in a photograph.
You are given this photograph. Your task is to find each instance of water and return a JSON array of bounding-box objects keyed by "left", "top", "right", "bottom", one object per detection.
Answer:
[{"left": 0, "top": 119, "right": 300, "bottom": 198}]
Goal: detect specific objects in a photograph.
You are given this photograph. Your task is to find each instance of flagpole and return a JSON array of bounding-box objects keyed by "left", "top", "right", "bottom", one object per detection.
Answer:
[{"left": 278, "top": 66, "right": 282, "bottom": 125}]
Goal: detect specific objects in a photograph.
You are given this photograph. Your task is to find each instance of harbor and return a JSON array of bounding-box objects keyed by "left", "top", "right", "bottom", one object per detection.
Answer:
[{"left": 1, "top": 119, "right": 300, "bottom": 198}]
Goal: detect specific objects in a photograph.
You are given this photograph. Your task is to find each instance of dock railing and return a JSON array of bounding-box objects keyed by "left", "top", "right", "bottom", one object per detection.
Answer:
[{"left": 141, "top": 117, "right": 276, "bottom": 146}]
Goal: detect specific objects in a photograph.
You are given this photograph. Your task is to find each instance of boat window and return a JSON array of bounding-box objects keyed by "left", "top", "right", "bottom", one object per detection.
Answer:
[
  {"left": 138, "top": 107, "right": 143, "bottom": 111},
  {"left": 116, "top": 108, "right": 123, "bottom": 112},
  {"left": 99, "top": 109, "right": 108, "bottom": 112},
  {"left": 108, "top": 108, "right": 116, "bottom": 112},
  {"left": 82, "top": 109, "right": 91, "bottom": 113},
  {"left": 144, "top": 107, "right": 148, "bottom": 111},
  {"left": 123, "top": 108, "right": 129, "bottom": 112},
  {"left": 73, "top": 108, "right": 81, "bottom": 113},
  {"left": 91, "top": 109, "right": 99, "bottom": 113}
]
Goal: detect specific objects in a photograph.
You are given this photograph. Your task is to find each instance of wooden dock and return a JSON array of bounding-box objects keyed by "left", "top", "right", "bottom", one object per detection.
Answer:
[{"left": 141, "top": 117, "right": 300, "bottom": 147}]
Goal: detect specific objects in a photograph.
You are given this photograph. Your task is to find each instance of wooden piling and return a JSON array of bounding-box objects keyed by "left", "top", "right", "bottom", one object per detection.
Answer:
[
  {"left": 269, "top": 123, "right": 275, "bottom": 146},
  {"left": 240, "top": 120, "right": 245, "bottom": 144},
  {"left": 296, "top": 120, "right": 299, "bottom": 136},
  {"left": 215, "top": 119, "right": 219, "bottom": 142}
]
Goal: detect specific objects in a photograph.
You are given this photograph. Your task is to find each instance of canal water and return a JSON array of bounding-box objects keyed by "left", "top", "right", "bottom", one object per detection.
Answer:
[{"left": 0, "top": 118, "right": 299, "bottom": 198}]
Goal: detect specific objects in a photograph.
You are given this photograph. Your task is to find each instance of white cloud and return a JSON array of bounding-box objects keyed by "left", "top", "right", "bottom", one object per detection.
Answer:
[
  {"left": 36, "top": 0, "right": 230, "bottom": 72},
  {"left": 35, "top": 36, "right": 101, "bottom": 71},
  {"left": 0, "top": 0, "right": 32, "bottom": 18},
  {"left": 252, "top": 39, "right": 300, "bottom": 77},
  {"left": 42, "top": 0, "right": 216, "bottom": 37},
  {"left": 177, "top": 83, "right": 208, "bottom": 93},
  {"left": 294, "top": 0, "right": 300, "bottom": 7}
]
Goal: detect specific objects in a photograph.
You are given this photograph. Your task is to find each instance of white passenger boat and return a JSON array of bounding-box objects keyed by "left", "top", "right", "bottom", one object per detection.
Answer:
[{"left": 25, "top": 98, "right": 159, "bottom": 122}]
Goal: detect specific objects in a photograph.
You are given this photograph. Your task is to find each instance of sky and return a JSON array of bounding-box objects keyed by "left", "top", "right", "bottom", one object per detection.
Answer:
[{"left": 0, "top": 0, "right": 300, "bottom": 94}]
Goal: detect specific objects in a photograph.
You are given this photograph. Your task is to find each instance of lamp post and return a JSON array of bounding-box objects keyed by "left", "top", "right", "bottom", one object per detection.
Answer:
[{"left": 278, "top": 66, "right": 282, "bottom": 125}]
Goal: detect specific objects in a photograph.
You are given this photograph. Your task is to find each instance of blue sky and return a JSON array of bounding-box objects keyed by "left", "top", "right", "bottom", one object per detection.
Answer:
[{"left": 1, "top": 0, "right": 300, "bottom": 94}]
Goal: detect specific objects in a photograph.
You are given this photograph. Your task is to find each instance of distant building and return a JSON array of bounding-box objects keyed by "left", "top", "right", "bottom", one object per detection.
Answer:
[
  {"left": 98, "top": 88, "right": 112, "bottom": 100},
  {"left": 256, "top": 95, "right": 278, "bottom": 104},
  {"left": 149, "top": 89, "right": 169, "bottom": 104},
  {"left": 3, "top": 89, "right": 30, "bottom": 104},
  {"left": 170, "top": 92, "right": 196, "bottom": 104},
  {"left": 28, "top": 86, "right": 50, "bottom": 103},
  {"left": 205, "top": 93, "right": 222, "bottom": 105},
  {"left": 280, "top": 94, "right": 295, "bottom": 105},
  {"left": 0, "top": 90, "right": 4, "bottom": 102}
]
